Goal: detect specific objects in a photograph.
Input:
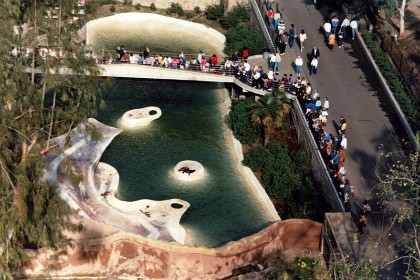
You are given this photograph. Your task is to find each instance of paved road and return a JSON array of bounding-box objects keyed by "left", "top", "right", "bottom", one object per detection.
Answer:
[{"left": 250, "top": 0, "right": 408, "bottom": 277}]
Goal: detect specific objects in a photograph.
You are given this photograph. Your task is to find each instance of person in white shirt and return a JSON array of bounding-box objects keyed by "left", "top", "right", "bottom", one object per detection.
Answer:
[
  {"left": 295, "top": 55, "right": 303, "bottom": 76},
  {"left": 244, "top": 60, "right": 251, "bottom": 76},
  {"left": 323, "top": 97, "right": 330, "bottom": 111},
  {"left": 341, "top": 17, "right": 350, "bottom": 38},
  {"left": 269, "top": 52, "right": 277, "bottom": 70},
  {"left": 324, "top": 21, "right": 332, "bottom": 40},
  {"left": 274, "top": 10, "right": 281, "bottom": 30},
  {"left": 350, "top": 20, "right": 358, "bottom": 39},
  {"left": 340, "top": 135, "right": 348, "bottom": 150},
  {"left": 310, "top": 57, "right": 318, "bottom": 76},
  {"left": 298, "top": 29, "right": 307, "bottom": 51},
  {"left": 267, "top": 69, "right": 274, "bottom": 81}
]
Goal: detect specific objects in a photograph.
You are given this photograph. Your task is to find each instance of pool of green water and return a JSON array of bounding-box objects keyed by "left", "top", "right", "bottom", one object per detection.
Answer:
[{"left": 96, "top": 79, "right": 272, "bottom": 247}]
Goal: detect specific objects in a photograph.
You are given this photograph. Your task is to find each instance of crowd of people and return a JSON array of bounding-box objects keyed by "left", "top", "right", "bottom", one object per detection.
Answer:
[{"left": 263, "top": 2, "right": 372, "bottom": 227}]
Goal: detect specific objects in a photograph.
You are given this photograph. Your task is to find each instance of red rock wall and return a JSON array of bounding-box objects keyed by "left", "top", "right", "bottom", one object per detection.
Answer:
[{"left": 21, "top": 219, "right": 321, "bottom": 279}]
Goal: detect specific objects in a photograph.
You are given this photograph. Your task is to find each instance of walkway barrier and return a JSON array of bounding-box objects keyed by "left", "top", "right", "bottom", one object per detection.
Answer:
[{"left": 290, "top": 95, "right": 345, "bottom": 212}]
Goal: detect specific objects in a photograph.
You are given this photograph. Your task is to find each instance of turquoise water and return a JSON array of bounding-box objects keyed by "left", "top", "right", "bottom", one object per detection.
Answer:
[{"left": 97, "top": 79, "right": 272, "bottom": 247}]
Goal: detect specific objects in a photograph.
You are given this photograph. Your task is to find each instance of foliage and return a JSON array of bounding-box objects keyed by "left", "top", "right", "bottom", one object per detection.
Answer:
[
  {"left": 109, "top": 4, "right": 116, "bottom": 13},
  {"left": 224, "top": 23, "right": 265, "bottom": 56},
  {"left": 227, "top": 98, "right": 260, "bottom": 145},
  {"left": 123, "top": 0, "right": 133, "bottom": 6},
  {"left": 166, "top": 2, "right": 184, "bottom": 17},
  {"left": 0, "top": 0, "right": 103, "bottom": 277},
  {"left": 150, "top": 3, "right": 157, "bottom": 11},
  {"left": 219, "top": 4, "right": 251, "bottom": 29},
  {"left": 206, "top": 4, "right": 224, "bottom": 21},
  {"left": 373, "top": 144, "right": 420, "bottom": 278},
  {"left": 193, "top": 6, "right": 201, "bottom": 14},
  {"left": 99, "top": 0, "right": 117, "bottom": 5},
  {"left": 135, "top": 3, "right": 141, "bottom": 10},
  {"left": 185, "top": 11, "right": 193, "bottom": 19},
  {"left": 361, "top": 28, "right": 419, "bottom": 133},
  {"left": 243, "top": 141, "right": 318, "bottom": 219},
  {"left": 249, "top": 89, "right": 291, "bottom": 145}
]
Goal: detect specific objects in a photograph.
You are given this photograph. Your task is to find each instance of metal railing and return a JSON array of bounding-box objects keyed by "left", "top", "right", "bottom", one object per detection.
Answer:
[
  {"left": 380, "top": 35, "right": 420, "bottom": 105},
  {"left": 291, "top": 97, "right": 345, "bottom": 212}
]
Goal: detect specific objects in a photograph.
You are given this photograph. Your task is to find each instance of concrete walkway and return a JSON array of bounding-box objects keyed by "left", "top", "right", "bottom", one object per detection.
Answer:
[{"left": 249, "top": 0, "right": 408, "bottom": 277}]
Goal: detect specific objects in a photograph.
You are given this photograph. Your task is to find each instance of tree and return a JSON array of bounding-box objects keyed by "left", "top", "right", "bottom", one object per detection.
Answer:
[
  {"left": 0, "top": 0, "right": 103, "bottom": 277},
  {"left": 227, "top": 98, "right": 261, "bottom": 145},
  {"left": 224, "top": 23, "right": 264, "bottom": 56},
  {"left": 376, "top": 0, "right": 408, "bottom": 34},
  {"left": 249, "top": 89, "right": 291, "bottom": 145},
  {"left": 373, "top": 142, "right": 419, "bottom": 278}
]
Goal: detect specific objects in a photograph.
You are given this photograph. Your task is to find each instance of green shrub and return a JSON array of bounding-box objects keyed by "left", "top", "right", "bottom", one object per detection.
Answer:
[
  {"left": 361, "top": 29, "right": 419, "bottom": 133},
  {"left": 123, "top": 0, "right": 132, "bottom": 5},
  {"left": 224, "top": 24, "right": 265, "bottom": 57},
  {"left": 193, "top": 6, "right": 201, "bottom": 14},
  {"left": 219, "top": 4, "right": 250, "bottom": 29},
  {"left": 185, "top": 11, "right": 193, "bottom": 19},
  {"left": 150, "top": 3, "right": 157, "bottom": 11},
  {"left": 135, "top": 3, "right": 141, "bottom": 10},
  {"left": 166, "top": 2, "right": 184, "bottom": 16},
  {"left": 243, "top": 141, "right": 318, "bottom": 219},
  {"left": 206, "top": 4, "right": 224, "bottom": 20},
  {"left": 227, "top": 98, "right": 261, "bottom": 145},
  {"left": 109, "top": 5, "right": 116, "bottom": 13}
]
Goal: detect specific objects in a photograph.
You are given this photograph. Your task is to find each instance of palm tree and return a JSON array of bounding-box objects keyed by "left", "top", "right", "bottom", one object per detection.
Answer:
[{"left": 249, "top": 89, "right": 291, "bottom": 145}]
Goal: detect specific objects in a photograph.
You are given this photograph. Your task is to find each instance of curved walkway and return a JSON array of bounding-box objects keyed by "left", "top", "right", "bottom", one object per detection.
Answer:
[{"left": 249, "top": 0, "right": 407, "bottom": 276}]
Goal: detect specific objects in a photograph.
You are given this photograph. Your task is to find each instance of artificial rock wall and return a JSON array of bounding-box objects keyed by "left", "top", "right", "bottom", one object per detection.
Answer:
[{"left": 21, "top": 217, "right": 321, "bottom": 279}]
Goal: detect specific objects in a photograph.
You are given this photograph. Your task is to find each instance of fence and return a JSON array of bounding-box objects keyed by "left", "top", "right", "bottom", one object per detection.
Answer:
[
  {"left": 291, "top": 98, "right": 345, "bottom": 212},
  {"left": 381, "top": 35, "right": 420, "bottom": 105}
]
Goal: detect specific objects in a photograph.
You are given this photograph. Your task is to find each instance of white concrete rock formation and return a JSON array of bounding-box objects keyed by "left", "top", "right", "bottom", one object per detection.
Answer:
[
  {"left": 173, "top": 160, "right": 206, "bottom": 181},
  {"left": 120, "top": 106, "right": 162, "bottom": 128},
  {"left": 44, "top": 118, "right": 189, "bottom": 244}
]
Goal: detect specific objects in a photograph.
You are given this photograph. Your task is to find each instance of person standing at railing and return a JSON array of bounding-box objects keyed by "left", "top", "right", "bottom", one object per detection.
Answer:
[
  {"left": 143, "top": 47, "right": 150, "bottom": 59},
  {"left": 242, "top": 48, "right": 249, "bottom": 59},
  {"left": 274, "top": 52, "right": 281, "bottom": 74},
  {"left": 266, "top": 0, "right": 274, "bottom": 12},
  {"left": 267, "top": 8, "right": 274, "bottom": 27},
  {"left": 269, "top": 51, "right": 276, "bottom": 70},
  {"left": 274, "top": 10, "right": 281, "bottom": 30},
  {"left": 350, "top": 19, "right": 358, "bottom": 40},
  {"left": 278, "top": 19, "right": 286, "bottom": 35},
  {"left": 200, "top": 56, "right": 207, "bottom": 72}
]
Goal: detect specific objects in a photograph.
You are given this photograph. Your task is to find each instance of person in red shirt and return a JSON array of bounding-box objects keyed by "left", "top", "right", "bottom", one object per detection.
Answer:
[
  {"left": 210, "top": 54, "right": 218, "bottom": 66},
  {"left": 267, "top": 8, "right": 274, "bottom": 27},
  {"left": 242, "top": 48, "right": 249, "bottom": 59}
]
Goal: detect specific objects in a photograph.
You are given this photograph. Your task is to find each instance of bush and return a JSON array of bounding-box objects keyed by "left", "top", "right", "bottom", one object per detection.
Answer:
[
  {"left": 123, "top": 0, "right": 132, "bottom": 5},
  {"left": 224, "top": 24, "right": 265, "bottom": 57},
  {"left": 193, "top": 6, "right": 201, "bottom": 14},
  {"left": 361, "top": 29, "right": 419, "bottom": 133},
  {"left": 219, "top": 4, "right": 250, "bottom": 29},
  {"left": 185, "top": 11, "right": 193, "bottom": 19},
  {"left": 150, "top": 3, "right": 157, "bottom": 11},
  {"left": 109, "top": 5, "right": 116, "bottom": 13},
  {"left": 243, "top": 141, "right": 318, "bottom": 219},
  {"left": 227, "top": 98, "right": 261, "bottom": 145},
  {"left": 166, "top": 2, "right": 184, "bottom": 16},
  {"left": 135, "top": 3, "right": 141, "bottom": 10},
  {"left": 206, "top": 4, "right": 224, "bottom": 20}
]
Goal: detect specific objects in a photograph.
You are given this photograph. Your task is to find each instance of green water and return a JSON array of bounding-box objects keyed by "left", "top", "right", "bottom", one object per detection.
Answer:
[{"left": 97, "top": 79, "right": 272, "bottom": 247}]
